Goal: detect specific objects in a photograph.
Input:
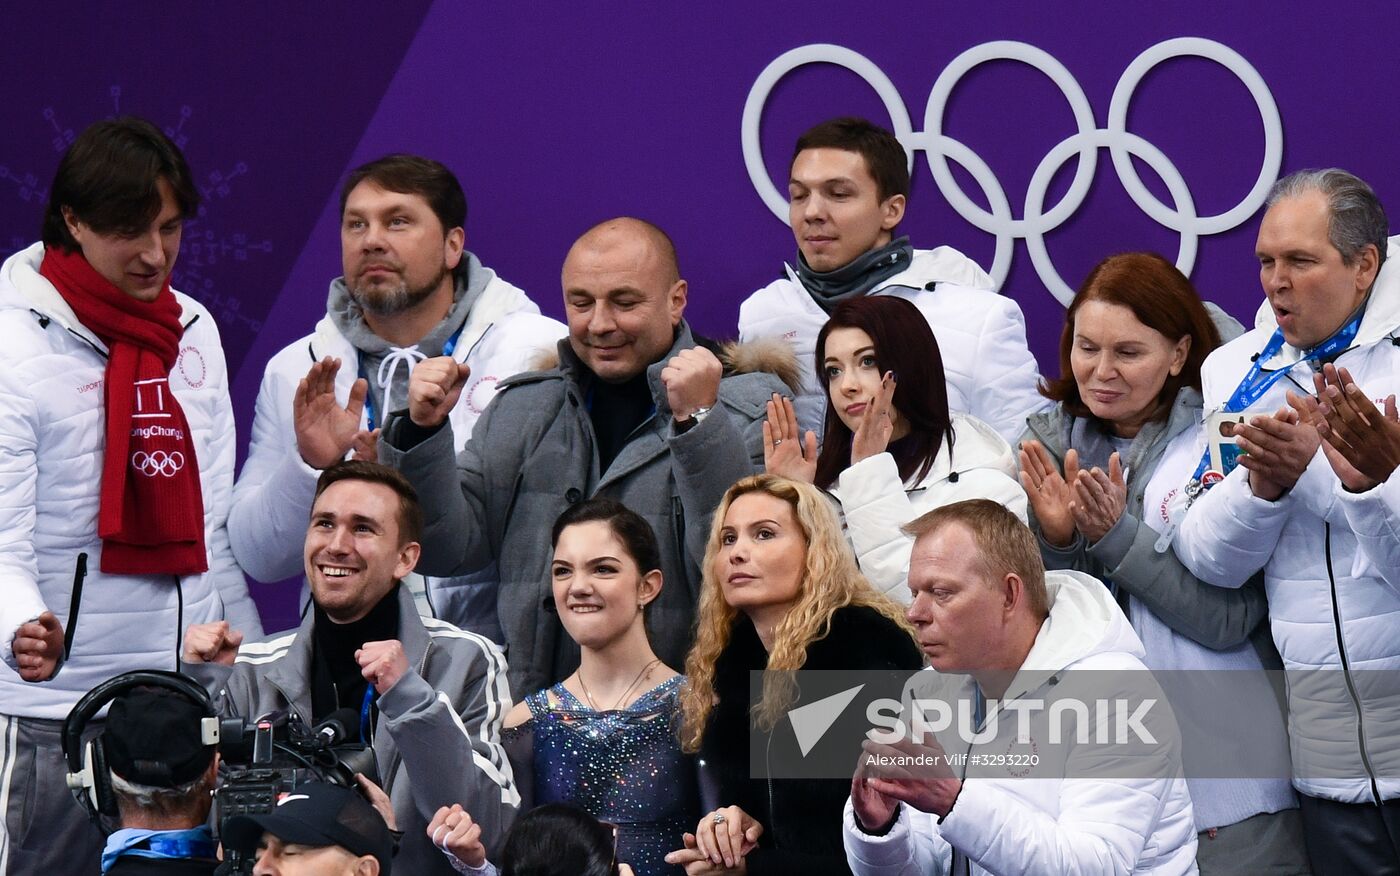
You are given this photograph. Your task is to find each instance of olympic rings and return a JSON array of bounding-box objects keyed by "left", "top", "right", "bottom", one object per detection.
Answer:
[
  {"left": 131, "top": 450, "right": 186, "bottom": 477},
  {"left": 741, "top": 38, "right": 1282, "bottom": 305}
]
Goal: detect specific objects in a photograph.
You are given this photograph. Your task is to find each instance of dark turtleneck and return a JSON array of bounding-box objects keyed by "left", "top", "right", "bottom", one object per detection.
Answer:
[
  {"left": 794, "top": 235, "right": 914, "bottom": 313},
  {"left": 587, "top": 371, "right": 655, "bottom": 474},
  {"left": 310, "top": 583, "right": 401, "bottom": 725}
]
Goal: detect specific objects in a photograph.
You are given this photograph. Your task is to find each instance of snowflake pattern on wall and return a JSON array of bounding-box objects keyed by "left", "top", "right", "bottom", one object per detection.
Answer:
[{"left": 1, "top": 86, "right": 273, "bottom": 338}]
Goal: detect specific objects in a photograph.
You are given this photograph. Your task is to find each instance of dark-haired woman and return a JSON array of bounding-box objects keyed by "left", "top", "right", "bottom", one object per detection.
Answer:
[
  {"left": 495, "top": 499, "right": 698, "bottom": 876},
  {"left": 1019, "top": 252, "right": 1308, "bottom": 874},
  {"left": 764, "top": 294, "right": 1025, "bottom": 599}
]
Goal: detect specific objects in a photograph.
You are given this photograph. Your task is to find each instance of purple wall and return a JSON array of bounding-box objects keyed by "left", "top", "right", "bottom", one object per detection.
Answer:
[{"left": 5, "top": 3, "right": 1396, "bottom": 628}]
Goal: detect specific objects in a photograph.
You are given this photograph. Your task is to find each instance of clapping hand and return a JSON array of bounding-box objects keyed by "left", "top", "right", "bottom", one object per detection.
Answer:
[
  {"left": 851, "top": 371, "right": 897, "bottom": 466},
  {"left": 1019, "top": 441, "right": 1080, "bottom": 547},
  {"left": 762, "top": 394, "right": 817, "bottom": 483},
  {"left": 294, "top": 357, "right": 371, "bottom": 469},
  {"left": 1070, "top": 452, "right": 1127, "bottom": 542},
  {"left": 1231, "top": 405, "right": 1320, "bottom": 500},
  {"left": 1307, "top": 364, "right": 1400, "bottom": 489}
]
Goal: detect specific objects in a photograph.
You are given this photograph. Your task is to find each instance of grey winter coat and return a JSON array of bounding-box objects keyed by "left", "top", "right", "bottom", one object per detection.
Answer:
[
  {"left": 191, "top": 585, "right": 518, "bottom": 876},
  {"left": 1021, "top": 387, "right": 1270, "bottom": 651},
  {"left": 381, "top": 321, "right": 790, "bottom": 695}
]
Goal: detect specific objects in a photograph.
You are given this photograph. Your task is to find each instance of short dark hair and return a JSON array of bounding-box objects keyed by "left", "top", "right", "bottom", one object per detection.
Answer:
[
  {"left": 1039, "top": 252, "right": 1221, "bottom": 422},
  {"left": 313, "top": 460, "right": 423, "bottom": 546},
  {"left": 42, "top": 117, "right": 200, "bottom": 252},
  {"left": 551, "top": 498, "right": 662, "bottom": 575},
  {"left": 339, "top": 153, "right": 467, "bottom": 233},
  {"left": 499, "top": 804, "right": 618, "bottom": 876},
  {"left": 814, "top": 295, "right": 954, "bottom": 489},
  {"left": 792, "top": 117, "right": 910, "bottom": 203}
]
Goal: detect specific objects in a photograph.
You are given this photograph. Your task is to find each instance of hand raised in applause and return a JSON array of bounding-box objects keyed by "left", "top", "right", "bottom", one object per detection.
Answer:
[
  {"left": 408, "top": 357, "right": 471, "bottom": 428},
  {"left": 1070, "top": 452, "right": 1127, "bottom": 543},
  {"left": 850, "top": 371, "right": 897, "bottom": 466},
  {"left": 1308, "top": 364, "right": 1400, "bottom": 489},
  {"left": 1232, "top": 405, "right": 1320, "bottom": 500},
  {"left": 294, "top": 357, "right": 371, "bottom": 469},
  {"left": 762, "top": 394, "right": 817, "bottom": 483},
  {"left": 1019, "top": 441, "right": 1080, "bottom": 547}
]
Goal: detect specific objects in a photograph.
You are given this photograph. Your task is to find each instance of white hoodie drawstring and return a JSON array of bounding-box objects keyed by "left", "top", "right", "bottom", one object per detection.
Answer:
[{"left": 376, "top": 345, "right": 428, "bottom": 416}]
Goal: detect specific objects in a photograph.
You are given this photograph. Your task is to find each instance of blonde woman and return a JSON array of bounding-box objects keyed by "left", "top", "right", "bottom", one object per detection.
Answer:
[{"left": 665, "top": 475, "right": 921, "bottom": 876}]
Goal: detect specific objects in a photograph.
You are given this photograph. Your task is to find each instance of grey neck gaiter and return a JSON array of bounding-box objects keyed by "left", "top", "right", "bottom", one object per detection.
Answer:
[{"left": 794, "top": 235, "right": 913, "bottom": 313}]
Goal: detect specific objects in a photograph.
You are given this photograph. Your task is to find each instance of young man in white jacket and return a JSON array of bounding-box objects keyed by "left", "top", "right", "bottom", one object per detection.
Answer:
[
  {"left": 1172, "top": 169, "right": 1400, "bottom": 873},
  {"left": 844, "top": 500, "right": 1197, "bottom": 875},
  {"left": 0, "top": 117, "right": 254, "bottom": 874},
  {"left": 228, "top": 155, "right": 564, "bottom": 638},
  {"left": 737, "top": 117, "right": 1047, "bottom": 444}
]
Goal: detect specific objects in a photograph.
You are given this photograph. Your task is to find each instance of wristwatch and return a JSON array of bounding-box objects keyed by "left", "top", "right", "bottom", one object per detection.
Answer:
[{"left": 675, "top": 405, "right": 713, "bottom": 433}]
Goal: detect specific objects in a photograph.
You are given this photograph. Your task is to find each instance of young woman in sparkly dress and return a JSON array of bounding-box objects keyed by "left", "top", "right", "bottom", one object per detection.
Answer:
[{"left": 499, "top": 498, "right": 701, "bottom": 876}]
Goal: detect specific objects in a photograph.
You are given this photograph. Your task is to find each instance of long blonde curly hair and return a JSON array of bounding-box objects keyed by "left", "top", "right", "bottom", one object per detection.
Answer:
[{"left": 678, "top": 474, "right": 915, "bottom": 752}]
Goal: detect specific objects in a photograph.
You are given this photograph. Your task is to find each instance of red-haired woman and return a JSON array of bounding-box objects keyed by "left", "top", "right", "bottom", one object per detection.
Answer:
[
  {"left": 764, "top": 294, "right": 1025, "bottom": 600},
  {"left": 1019, "top": 252, "right": 1307, "bottom": 874}
]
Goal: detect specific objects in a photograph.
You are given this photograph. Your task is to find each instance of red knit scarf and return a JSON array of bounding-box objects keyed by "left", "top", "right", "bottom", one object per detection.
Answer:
[{"left": 40, "top": 247, "right": 208, "bottom": 575}]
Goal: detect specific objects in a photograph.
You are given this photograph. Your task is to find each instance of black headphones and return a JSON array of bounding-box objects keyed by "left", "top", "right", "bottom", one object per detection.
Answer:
[{"left": 61, "top": 670, "right": 220, "bottom": 820}]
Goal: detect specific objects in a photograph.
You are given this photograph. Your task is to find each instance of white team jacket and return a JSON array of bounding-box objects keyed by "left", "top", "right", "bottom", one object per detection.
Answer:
[
  {"left": 831, "top": 413, "right": 1027, "bottom": 601},
  {"left": 227, "top": 265, "right": 565, "bottom": 610},
  {"left": 843, "top": 570, "right": 1198, "bottom": 875},
  {"left": 1173, "top": 236, "right": 1400, "bottom": 805},
  {"left": 0, "top": 242, "right": 254, "bottom": 719},
  {"left": 738, "top": 247, "right": 1049, "bottom": 444}
]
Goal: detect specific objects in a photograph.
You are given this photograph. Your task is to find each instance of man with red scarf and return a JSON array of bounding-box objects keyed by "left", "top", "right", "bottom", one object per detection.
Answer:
[{"left": 0, "top": 117, "right": 255, "bottom": 873}]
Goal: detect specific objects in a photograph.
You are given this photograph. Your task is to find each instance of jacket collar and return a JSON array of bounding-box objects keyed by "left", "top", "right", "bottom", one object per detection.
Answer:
[
  {"left": 2, "top": 242, "right": 198, "bottom": 353},
  {"left": 262, "top": 584, "right": 430, "bottom": 720},
  {"left": 1024, "top": 387, "right": 1203, "bottom": 474}
]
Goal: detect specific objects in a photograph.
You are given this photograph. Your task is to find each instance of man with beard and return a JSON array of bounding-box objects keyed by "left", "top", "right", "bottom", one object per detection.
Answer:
[{"left": 229, "top": 155, "right": 564, "bottom": 636}]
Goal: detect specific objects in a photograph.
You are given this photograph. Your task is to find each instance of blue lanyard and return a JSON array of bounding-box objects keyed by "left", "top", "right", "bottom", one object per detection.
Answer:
[
  {"left": 1187, "top": 312, "right": 1362, "bottom": 491},
  {"left": 359, "top": 325, "right": 465, "bottom": 432},
  {"left": 360, "top": 684, "right": 377, "bottom": 744}
]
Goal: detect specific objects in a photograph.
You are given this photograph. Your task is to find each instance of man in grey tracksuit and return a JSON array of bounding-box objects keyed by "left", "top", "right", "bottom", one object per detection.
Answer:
[
  {"left": 378, "top": 217, "right": 792, "bottom": 696},
  {"left": 184, "top": 461, "right": 517, "bottom": 876}
]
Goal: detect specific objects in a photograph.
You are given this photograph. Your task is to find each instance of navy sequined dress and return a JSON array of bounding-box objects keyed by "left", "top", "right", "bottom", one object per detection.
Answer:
[{"left": 502, "top": 675, "right": 697, "bottom": 876}]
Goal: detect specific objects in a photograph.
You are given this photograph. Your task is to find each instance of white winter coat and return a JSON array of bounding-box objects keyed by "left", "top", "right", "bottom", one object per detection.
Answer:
[
  {"left": 843, "top": 570, "right": 1198, "bottom": 875},
  {"left": 227, "top": 265, "right": 565, "bottom": 623},
  {"left": 738, "top": 247, "right": 1049, "bottom": 444},
  {"left": 1173, "top": 235, "right": 1400, "bottom": 804},
  {"left": 831, "top": 413, "right": 1027, "bottom": 601},
  {"left": 0, "top": 242, "right": 254, "bottom": 719}
]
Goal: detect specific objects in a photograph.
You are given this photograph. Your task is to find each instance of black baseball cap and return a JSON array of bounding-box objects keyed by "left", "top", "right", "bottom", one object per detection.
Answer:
[
  {"left": 105, "top": 688, "right": 216, "bottom": 787},
  {"left": 222, "top": 782, "right": 393, "bottom": 873}
]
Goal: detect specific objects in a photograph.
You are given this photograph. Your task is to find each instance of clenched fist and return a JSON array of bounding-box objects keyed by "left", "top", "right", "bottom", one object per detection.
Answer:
[
  {"left": 662, "top": 347, "right": 721, "bottom": 422},
  {"left": 12, "top": 611, "right": 63, "bottom": 682},
  {"left": 183, "top": 621, "right": 244, "bottom": 665},
  {"left": 408, "top": 357, "right": 471, "bottom": 428},
  {"left": 357, "top": 639, "right": 411, "bottom": 694}
]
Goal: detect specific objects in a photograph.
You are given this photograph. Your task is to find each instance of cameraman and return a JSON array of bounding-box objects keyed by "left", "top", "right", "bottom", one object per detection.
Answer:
[
  {"left": 184, "top": 461, "right": 518, "bottom": 875},
  {"left": 101, "top": 687, "right": 220, "bottom": 874},
  {"left": 222, "top": 782, "right": 393, "bottom": 875}
]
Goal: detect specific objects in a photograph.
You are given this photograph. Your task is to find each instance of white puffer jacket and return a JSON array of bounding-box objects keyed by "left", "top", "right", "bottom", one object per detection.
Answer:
[
  {"left": 738, "top": 247, "right": 1049, "bottom": 444},
  {"left": 227, "top": 265, "right": 564, "bottom": 629},
  {"left": 1173, "top": 235, "right": 1400, "bottom": 804},
  {"left": 0, "top": 242, "right": 254, "bottom": 719},
  {"left": 843, "top": 570, "right": 1198, "bottom": 875},
  {"left": 831, "top": 413, "right": 1027, "bottom": 601}
]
